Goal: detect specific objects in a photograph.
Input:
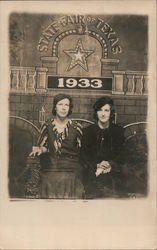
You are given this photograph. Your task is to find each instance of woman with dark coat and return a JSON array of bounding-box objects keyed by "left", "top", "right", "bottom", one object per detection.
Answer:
[{"left": 81, "top": 96, "right": 125, "bottom": 198}]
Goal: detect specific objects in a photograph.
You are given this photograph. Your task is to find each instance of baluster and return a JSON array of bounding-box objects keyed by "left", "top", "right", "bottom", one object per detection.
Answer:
[
  {"left": 17, "top": 70, "right": 20, "bottom": 90},
  {"left": 33, "top": 70, "right": 37, "bottom": 91},
  {"left": 123, "top": 73, "right": 128, "bottom": 95},
  {"left": 126, "top": 74, "right": 135, "bottom": 95},
  {"left": 22, "top": 70, "right": 26, "bottom": 92},
  {"left": 141, "top": 75, "right": 145, "bottom": 94},
  {"left": 27, "top": 70, "right": 35, "bottom": 92},
  {"left": 10, "top": 70, "right": 13, "bottom": 89},
  {"left": 26, "top": 70, "right": 29, "bottom": 91},
  {"left": 19, "top": 70, "right": 23, "bottom": 90},
  {"left": 143, "top": 75, "right": 148, "bottom": 95},
  {"left": 134, "top": 75, "right": 143, "bottom": 95},
  {"left": 11, "top": 70, "right": 18, "bottom": 90}
]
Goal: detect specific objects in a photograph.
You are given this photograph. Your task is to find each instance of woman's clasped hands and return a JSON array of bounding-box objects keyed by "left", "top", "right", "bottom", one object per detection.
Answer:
[{"left": 95, "top": 161, "right": 112, "bottom": 177}]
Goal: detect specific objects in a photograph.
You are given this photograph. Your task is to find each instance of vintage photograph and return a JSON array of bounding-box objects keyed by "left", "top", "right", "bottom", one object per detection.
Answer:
[
  {"left": 0, "top": 1, "right": 156, "bottom": 249},
  {"left": 9, "top": 12, "right": 148, "bottom": 199}
]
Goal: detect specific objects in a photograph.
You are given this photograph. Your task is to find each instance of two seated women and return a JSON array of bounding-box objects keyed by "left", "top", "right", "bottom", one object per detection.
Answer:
[{"left": 30, "top": 93, "right": 125, "bottom": 199}]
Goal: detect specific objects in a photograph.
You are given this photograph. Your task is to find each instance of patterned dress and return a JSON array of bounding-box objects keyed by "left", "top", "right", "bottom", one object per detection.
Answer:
[{"left": 38, "top": 118, "right": 84, "bottom": 199}]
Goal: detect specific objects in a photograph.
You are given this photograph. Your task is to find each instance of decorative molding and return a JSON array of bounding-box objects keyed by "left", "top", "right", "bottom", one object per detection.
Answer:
[{"left": 52, "top": 29, "right": 108, "bottom": 58}]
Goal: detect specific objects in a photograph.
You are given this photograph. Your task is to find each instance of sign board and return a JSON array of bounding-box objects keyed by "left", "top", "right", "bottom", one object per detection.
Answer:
[{"left": 47, "top": 76, "right": 112, "bottom": 90}]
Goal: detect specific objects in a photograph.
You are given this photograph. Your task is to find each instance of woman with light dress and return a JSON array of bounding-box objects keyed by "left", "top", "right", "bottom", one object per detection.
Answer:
[{"left": 30, "top": 93, "right": 84, "bottom": 199}]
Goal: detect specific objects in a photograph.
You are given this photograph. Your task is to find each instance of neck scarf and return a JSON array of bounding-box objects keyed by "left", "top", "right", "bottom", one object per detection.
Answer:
[{"left": 51, "top": 119, "right": 72, "bottom": 155}]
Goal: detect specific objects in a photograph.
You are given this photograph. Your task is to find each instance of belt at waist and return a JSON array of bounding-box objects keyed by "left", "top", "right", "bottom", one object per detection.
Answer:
[{"left": 41, "top": 157, "right": 81, "bottom": 171}]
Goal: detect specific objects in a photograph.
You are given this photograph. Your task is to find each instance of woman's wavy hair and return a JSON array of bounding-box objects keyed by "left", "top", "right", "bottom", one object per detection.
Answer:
[
  {"left": 93, "top": 96, "right": 115, "bottom": 123},
  {"left": 52, "top": 93, "right": 73, "bottom": 116}
]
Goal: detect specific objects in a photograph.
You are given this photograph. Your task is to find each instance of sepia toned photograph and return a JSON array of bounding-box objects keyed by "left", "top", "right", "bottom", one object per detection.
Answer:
[
  {"left": 0, "top": 1, "right": 156, "bottom": 249},
  {"left": 9, "top": 12, "right": 148, "bottom": 200}
]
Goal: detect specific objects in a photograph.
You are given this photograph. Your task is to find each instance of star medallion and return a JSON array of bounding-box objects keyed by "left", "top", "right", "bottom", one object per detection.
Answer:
[{"left": 64, "top": 39, "right": 94, "bottom": 71}]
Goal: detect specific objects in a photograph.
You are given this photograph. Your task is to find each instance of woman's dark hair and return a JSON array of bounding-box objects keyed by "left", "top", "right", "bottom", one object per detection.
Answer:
[
  {"left": 52, "top": 93, "right": 73, "bottom": 116},
  {"left": 93, "top": 96, "right": 115, "bottom": 123}
]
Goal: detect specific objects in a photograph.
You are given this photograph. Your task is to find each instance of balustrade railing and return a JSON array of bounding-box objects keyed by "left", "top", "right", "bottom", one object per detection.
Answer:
[
  {"left": 125, "top": 71, "right": 148, "bottom": 95},
  {"left": 10, "top": 66, "right": 36, "bottom": 92},
  {"left": 10, "top": 66, "right": 148, "bottom": 95}
]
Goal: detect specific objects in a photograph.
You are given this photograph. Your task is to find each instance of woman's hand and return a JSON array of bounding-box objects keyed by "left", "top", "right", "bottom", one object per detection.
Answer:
[
  {"left": 29, "top": 146, "right": 47, "bottom": 157},
  {"left": 95, "top": 166, "right": 104, "bottom": 177},
  {"left": 101, "top": 161, "right": 111, "bottom": 174},
  {"left": 95, "top": 161, "right": 111, "bottom": 177}
]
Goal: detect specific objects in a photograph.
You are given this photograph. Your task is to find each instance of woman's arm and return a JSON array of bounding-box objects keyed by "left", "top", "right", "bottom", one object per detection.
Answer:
[
  {"left": 29, "top": 146, "right": 48, "bottom": 156},
  {"left": 80, "top": 126, "right": 98, "bottom": 178},
  {"left": 108, "top": 125, "right": 125, "bottom": 173},
  {"left": 29, "top": 122, "right": 49, "bottom": 156},
  {"left": 96, "top": 125, "right": 125, "bottom": 176}
]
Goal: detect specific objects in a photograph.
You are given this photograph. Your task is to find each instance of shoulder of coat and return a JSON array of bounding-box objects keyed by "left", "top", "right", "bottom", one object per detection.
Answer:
[
  {"left": 83, "top": 123, "right": 96, "bottom": 134},
  {"left": 71, "top": 120, "right": 82, "bottom": 129},
  {"left": 110, "top": 123, "right": 124, "bottom": 133},
  {"left": 71, "top": 121, "right": 83, "bottom": 136}
]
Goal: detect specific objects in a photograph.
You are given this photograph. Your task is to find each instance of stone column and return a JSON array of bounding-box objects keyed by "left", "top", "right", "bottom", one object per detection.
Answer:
[
  {"left": 35, "top": 67, "right": 48, "bottom": 92},
  {"left": 112, "top": 71, "right": 125, "bottom": 94},
  {"left": 101, "top": 59, "right": 119, "bottom": 77},
  {"left": 40, "top": 56, "right": 58, "bottom": 74}
]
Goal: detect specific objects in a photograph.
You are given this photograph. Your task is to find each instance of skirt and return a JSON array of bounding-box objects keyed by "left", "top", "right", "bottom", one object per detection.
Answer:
[{"left": 40, "top": 170, "right": 84, "bottom": 199}]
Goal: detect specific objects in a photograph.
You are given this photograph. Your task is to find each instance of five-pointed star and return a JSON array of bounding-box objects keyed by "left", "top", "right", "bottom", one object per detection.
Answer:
[{"left": 64, "top": 39, "right": 94, "bottom": 71}]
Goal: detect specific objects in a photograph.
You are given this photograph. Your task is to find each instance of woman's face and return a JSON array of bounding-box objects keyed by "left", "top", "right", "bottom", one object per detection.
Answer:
[
  {"left": 97, "top": 104, "right": 111, "bottom": 124},
  {"left": 55, "top": 98, "right": 70, "bottom": 119}
]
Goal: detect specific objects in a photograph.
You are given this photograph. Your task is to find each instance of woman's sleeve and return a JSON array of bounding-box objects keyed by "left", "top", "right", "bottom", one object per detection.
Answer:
[
  {"left": 80, "top": 127, "right": 97, "bottom": 183},
  {"left": 76, "top": 122, "right": 83, "bottom": 148},
  {"left": 80, "top": 127, "right": 97, "bottom": 166},
  {"left": 109, "top": 126, "right": 125, "bottom": 172},
  {"left": 80, "top": 128, "right": 88, "bottom": 159},
  {"left": 37, "top": 122, "right": 49, "bottom": 149},
  {"left": 114, "top": 126, "right": 125, "bottom": 154}
]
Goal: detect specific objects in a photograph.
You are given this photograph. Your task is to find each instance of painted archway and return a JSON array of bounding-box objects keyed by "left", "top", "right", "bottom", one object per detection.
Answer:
[
  {"left": 57, "top": 35, "right": 102, "bottom": 76},
  {"left": 52, "top": 29, "right": 108, "bottom": 58}
]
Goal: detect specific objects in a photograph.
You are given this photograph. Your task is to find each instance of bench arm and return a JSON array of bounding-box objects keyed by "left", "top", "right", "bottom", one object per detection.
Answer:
[{"left": 25, "top": 156, "right": 41, "bottom": 198}]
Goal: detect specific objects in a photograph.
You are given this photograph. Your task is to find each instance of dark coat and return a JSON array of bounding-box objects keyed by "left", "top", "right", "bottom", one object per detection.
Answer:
[{"left": 80, "top": 123, "right": 125, "bottom": 197}]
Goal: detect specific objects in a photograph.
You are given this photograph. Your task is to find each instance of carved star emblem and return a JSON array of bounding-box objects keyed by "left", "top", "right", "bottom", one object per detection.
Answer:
[{"left": 64, "top": 39, "right": 94, "bottom": 71}]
